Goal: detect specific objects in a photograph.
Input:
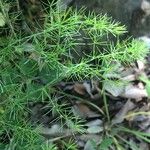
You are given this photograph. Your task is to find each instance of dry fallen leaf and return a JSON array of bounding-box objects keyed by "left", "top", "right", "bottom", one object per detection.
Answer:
[
  {"left": 72, "top": 103, "right": 99, "bottom": 119},
  {"left": 79, "top": 134, "right": 102, "bottom": 143},
  {"left": 74, "top": 83, "right": 86, "bottom": 95},
  {"left": 136, "top": 60, "right": 145, "bottom": 71},
  {"left": 85, "top": 119, "right": 103, "bottom": 134},
  {"left": 103, "top": 80, "right": 125, "bottom": 97},
  {"left": 87, "top": 125, "right": 103, "bottom": 134},
  {"left": 38, "top": 124, "right": 77, "bottom": 137},
  {"left": 121, "top": 84, "right": 148, "bottom": 99},
  {"left": 83, "top": 82, "right": 94, "bottom": 98},
  {"left": 125, "top": 102, "right": 150, "bottom": 131},
  {"left": 122, "top": 74, "right": 136, "bottom": 81},
  {"left": 85, "top": 119, "right": 103, "bottom": 127},
  {"left": 112, "top": 100, "right": 136, "bottom": 124}
]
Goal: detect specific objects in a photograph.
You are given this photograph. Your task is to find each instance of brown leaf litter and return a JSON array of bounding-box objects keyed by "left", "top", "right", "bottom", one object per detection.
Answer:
[{"left": 28, "top": 37, "right": 150, "bottom": 149}]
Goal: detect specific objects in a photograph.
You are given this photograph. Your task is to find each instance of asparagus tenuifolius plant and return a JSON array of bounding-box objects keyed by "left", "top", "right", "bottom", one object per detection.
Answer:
[{"left": 0, "top": 2, "right": 149, "bottom": 149}]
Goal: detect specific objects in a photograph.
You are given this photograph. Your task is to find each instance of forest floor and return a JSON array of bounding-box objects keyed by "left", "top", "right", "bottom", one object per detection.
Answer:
[{"left": 0, "top": 0, "right": 150, "bottom": 150}]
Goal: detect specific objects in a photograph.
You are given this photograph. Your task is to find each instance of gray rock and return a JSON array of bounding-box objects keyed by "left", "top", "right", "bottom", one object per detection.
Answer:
[
  {"left": 57, "top": 0, "right": 74, "bottom": 10},
  {"left": 60, "top": 0, "right": 150, "bottom": 37}
]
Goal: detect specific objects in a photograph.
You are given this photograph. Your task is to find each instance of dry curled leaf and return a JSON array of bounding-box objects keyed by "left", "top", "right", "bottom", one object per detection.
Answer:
[
  {"left": 74, "top": 83, "right": 86, "bottom": 95},
  {"left": 121, "top": 84, "right": 148, "bottom": 99},
  {"left": 73, "top": 81, "right": 99, "bottom": 98},
  {"left": 83, "top": 82, "right": 94, "bottom": 98},
  {"left": 72, "top": 103, "right": 99, "bottom": 119}
]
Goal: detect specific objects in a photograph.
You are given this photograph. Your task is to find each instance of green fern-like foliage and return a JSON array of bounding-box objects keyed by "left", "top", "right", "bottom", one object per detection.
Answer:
[{"left": 0, "top": 3, "right": 149, "bottom": 149}]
